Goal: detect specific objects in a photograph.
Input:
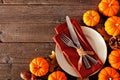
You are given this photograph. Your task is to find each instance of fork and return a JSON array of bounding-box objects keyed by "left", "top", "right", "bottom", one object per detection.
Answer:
[
  {"left": 59, "top": 34, "right": 98, "bottom": 62},
  {"left": 59, "top": 34, "right": 92, "bottom": 70}
]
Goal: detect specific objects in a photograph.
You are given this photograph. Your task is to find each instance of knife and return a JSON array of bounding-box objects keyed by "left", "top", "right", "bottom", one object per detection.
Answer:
[
  {"left": 66, "top": 16, "right": 81, "bottom": 48},
  {"left": 66, "top": 16, "right": 91, "bottom": 70}
]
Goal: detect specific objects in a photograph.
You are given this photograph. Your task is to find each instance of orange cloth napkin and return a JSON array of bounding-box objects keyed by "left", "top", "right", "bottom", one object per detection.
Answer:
[{"left": 53, "top": 18, "right": 103, "bottom": 78}]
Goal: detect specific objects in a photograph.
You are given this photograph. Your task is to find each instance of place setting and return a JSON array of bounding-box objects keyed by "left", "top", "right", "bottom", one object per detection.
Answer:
[{"left": 53, "top": 16, "right": 107, "bottom": 79}]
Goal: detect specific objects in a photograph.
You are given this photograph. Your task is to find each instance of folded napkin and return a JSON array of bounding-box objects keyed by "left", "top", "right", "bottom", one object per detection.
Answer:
[{"left": 53, "top": 18, "right": 103, "bottom": 78}]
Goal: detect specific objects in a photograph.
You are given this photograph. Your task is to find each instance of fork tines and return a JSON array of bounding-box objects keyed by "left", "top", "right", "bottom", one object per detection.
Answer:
[
  {"left": 59, "top": 34, "right": 71, "bottom": 44},
  {"left": 59, "top": 34, "right": 77, "bottom": 48}
]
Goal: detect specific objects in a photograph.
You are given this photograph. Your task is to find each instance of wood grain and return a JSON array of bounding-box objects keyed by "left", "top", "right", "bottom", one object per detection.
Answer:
[
  {"left": 3, "top": 0, "right": 100, "bottom": 5},
  {"left": 11, "top": 64, "right": 29, "bottom": 80},
  {"left": 0, "top": 5, "right": 97, "bottom": 24},
  {"left": 0, "top": 64, "right": 11, "bottom": 79},
  {"left": 0, "top": 43, "right": 55, "bottom": 63},
  {"left": 0, "top": 0, "right": 3, "bottom": 3},
  {"left": 0, "top": 23, "right": 56, "bottom": 42}
]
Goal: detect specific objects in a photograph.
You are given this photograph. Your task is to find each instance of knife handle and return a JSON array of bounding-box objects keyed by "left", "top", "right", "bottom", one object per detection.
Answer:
[
  {"left": 85, "top": 54, "right": 98, "bottom": 65},
  {"left": 82, "top": 55, "right": 91, "bottom": 69}
]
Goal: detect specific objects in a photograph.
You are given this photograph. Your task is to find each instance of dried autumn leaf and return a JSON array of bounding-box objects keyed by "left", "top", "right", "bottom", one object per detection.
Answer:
[
  {"left": 47, "top": 51, "right": 60, "bottom": 72},
  {"left": 97, "top": 27, "right": 111, "bottom": 41}
]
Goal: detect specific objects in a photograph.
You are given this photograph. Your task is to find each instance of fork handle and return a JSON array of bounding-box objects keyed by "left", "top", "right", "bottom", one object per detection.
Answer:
[
  {"left": 85, "top": 54, "right": 98, "bottom": 65},
  {"left": 82, "top": 55, "right": 91, "bottom": 69}
]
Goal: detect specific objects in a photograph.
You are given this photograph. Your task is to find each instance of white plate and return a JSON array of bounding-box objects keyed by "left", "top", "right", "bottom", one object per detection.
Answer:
[{"left": 55, "top": 26, "right": 107, "bottom": 77}]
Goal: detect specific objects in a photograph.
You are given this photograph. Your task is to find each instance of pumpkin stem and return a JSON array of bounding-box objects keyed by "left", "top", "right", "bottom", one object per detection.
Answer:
[
  {"left": 109, "top": 1, "right": 113, "bottom": 7},
  {"left": 115, "top": 23, "right": 119, "bottom": 27},
  {"left": 108, "top": 77, "right": 112, "bottom": 80},
  {"left": 34, "top": 66, "right": 41, "bottom": 69}
]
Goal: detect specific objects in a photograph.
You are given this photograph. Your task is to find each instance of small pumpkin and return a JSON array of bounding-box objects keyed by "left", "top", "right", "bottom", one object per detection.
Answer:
[
  {"left": 83, "top": 10, "right": 100, "bottom": 27},
  {"left": 48, "top": 71, "right": 67, "bottom": 80},
  {"left": 109, "top": 49, "right": 120, "bottom": 70},
  {"left": 98, "top": 0, "right": 119, "bottom": 17},
  {"left": 105, "top": 16, "right": 120, "bottom": 36},
  {"left": 29, "top": 57, "right": 49, "bottom": 76},
  {"left": 98, "top": 67, "right": 120, "bottom": 80}
]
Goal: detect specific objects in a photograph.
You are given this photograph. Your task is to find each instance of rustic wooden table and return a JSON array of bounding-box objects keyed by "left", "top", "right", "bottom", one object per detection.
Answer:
[{"left": 0, "top": 0, "right": 120, "bottom": 80}]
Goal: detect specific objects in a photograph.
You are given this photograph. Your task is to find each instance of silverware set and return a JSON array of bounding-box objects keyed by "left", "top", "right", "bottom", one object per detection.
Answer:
[{"left": 59, "top": 16, "right": 98, "bottom": 70}]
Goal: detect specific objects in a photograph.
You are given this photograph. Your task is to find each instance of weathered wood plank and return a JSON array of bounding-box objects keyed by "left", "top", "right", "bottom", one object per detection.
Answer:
[
  {"left": 0, "top": 5, "right": 97, "bottom": 16},
  {"left": 0, "top": 23, "right": 56, "bottom": 42},
  {"left": 0, "top": 43, "right": 55, "bottom": 64},
  {"left": 0, "top": 64, "right": 11, "bottom": 79},
  {"left": 0, "top": 23, "right": 108, "bottom": 42},
  {"left": 0, "top": 0, "right": 3, "bottom": 3},
  {"left": 0, "top": 5, "right": 97, "bottom": 23},
  {"left": 3, "top": 0, "right": 80, "bottom": 4},
  {"left": 11, "top": 64, "right": 29, "bottom": 80},
  {"left": 3, "top": 0, "right": 100, "bottom": 5}
]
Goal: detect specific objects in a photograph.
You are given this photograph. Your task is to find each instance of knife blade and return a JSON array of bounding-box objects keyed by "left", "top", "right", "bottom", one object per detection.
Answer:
[{"left": 66, "top": 16, "right": 81, "bottom": 48}]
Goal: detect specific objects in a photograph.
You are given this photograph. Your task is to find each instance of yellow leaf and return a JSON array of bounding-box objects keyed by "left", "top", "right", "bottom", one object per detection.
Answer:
[{"left": 49, "top": 51, "right": 56, "bottom": 59}]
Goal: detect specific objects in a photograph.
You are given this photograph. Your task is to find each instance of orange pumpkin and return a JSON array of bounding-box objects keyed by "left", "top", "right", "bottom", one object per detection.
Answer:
[
  {"left": 83, "top": 10, "right": 100, "bottom": 27},
  {"left": 29, "top": 57, "right": 49, "bottom": 76},
  {"left": 48, "top": 71, "right": 67, "bottom": 80},
  {"left": 98, "top": 0, "right": 119, "bottom": 17},
  {"left": 109, "top": 49, "right": 120, "bottom": 70},
  {"left": 105, "top": 16, "right": 120, "bottom": 36},
  {"left": 98, "top": 67, "right": 120, "bottom": 80}
]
